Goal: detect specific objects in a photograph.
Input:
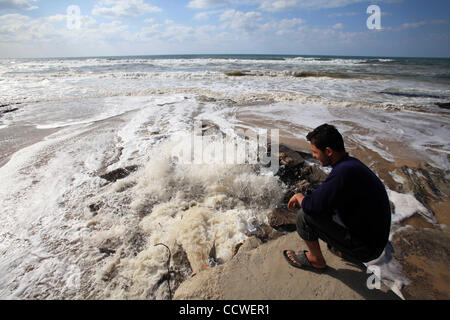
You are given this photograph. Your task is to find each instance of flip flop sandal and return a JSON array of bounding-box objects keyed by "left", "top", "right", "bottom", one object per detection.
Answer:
[{"left": 283, "top": 250, "right": 327, "bottom": 272}]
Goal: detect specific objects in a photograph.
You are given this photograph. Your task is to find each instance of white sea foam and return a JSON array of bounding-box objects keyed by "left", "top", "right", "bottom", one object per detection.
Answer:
[
  {"left": 83, "top": 128, "right": 285, "bottom": 299},
  {"left": 2, "top": 57, "right": 449, "bottom": 112},
  {"left": 387, "top": 189, "right": 434, "bottom": 224},
  {"left": 0, "top": 97, "right": 287, "bottom": 299},
  {"left": 0, "top": 123, "right": 120, "bottom": 299},
  {"left": 1, "top": 56, "right": 449, "bottom": 300}
]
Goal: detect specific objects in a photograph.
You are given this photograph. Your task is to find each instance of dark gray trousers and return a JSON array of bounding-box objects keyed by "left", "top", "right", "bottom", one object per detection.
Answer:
[{"left": 296, "top": 209, "right": 379, "bottom": 263}]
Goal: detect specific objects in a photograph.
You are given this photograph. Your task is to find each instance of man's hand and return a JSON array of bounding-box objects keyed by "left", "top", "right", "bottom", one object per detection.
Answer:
[{"left": 288, "top": 193, "right": 305, "bottom": 211}]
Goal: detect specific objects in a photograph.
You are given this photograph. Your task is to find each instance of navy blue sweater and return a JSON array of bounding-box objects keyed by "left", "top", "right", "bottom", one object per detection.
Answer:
[{"left": 301, "top": 155, "right": 391, "bottom": 251}]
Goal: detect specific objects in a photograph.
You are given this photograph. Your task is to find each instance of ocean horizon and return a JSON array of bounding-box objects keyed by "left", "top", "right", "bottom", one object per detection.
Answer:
[{"left": 4, "top": 53, "right": 450, "bottom": 60}]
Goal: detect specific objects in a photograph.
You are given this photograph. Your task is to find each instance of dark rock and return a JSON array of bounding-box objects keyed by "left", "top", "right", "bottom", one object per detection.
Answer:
[
  {"left": 295, "top": 179, "right": 312, "bottom": 194},
  {"left": 279, "top": 144, "right": 305, "bottom": 167},
  {"left": 268, "top": 208, "right": 297, "bottom": 230},
  {"left": 233, "top": 242, "right": 244, "bottom": 257},
  {"left": 299, "top": 165, "right": 328, "bottom": 187},
  {"left": 245, "top": 223, "right": 287, "bottom": 242},
  {"left": 270, "top": 144, "right": 329, "bottom": 211},
  {"left": 89, "top": 202, "right": 103, "bottom": 215},
  {"left": 283, "top": 180, "right": 314, "bottom": 205},
  {"left": 197, "top": 96, "right": 217, "bottom": 103},
  {"left": 281, "top": 166, "right": 328, "bottom": 207},
  {"left": 224, "top": 71, "right": 247, "bottom": 76},
  {"left": 200, "top": 120, "right": 224, "bottom": 136},
  {"left": 275, "top": 152, "right": 305, "bottom": 186},
  {"left": 100, "top": 165, "right": 139, "bottom": 183},
  {"left": 99, "top": 247, "right": 116, "bottom": 255},
  {"left": 436, "top": 102, "right": 450, "bottom": 109},
  {"left": 0, "top": 102, "right": 22, "bottom": 109},
  {"left": 1, "top": 107, "right": 19, "bottom": 114}
]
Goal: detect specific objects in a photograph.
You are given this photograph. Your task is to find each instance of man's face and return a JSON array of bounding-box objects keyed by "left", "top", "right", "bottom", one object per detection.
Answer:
[{"left": 310, "top": 143, "right": 332, "bottom": 166}]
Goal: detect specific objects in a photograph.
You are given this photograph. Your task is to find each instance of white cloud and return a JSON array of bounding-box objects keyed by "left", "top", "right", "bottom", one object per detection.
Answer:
[
  {"left": 137, "top": 22, "right": 197, "bottom": 43},
  {"left": 292, "top": 0, "right": 402, "bottom": 10},
  {"left": 187, "top": 0, "right": 227, "bottom": 9},
  {"left": 332, "top": 22, "right": 343, "bottom": 29},
  {"left": 137, "top": 23, "right": 161, "bottom": 39},
  {"left": 0, "top": 0, "right": 38, "bottom": 11},
  {"left": 92, "top": 0, "right": 162, "bottom": 18},
  {"left": 259, "top": 0, "right": 299, "bottom": 12},
  {"left": 385, "top": 19, "right": 449, "bottom": 31},
  {"left": 188, "top": 0, "right": 403, "bottom": 11},
  {"left": 272, "top": 17, "right": 304, "bottom": 35},
  {"left": 328, "top": 11, "right": 359, "bottom": 18},
  {"left": 296, "top": 0, "right": 364, "bottom": 9},
  {"left": 193, "top": 11, "right": 210, "bottom": 20},
  {"left": 220, "top": 9, "right": 263, "bottom": 32},
  {"left": 0, "top": 12, "right": 29, "bottom": 22},
  {"left": 278, "top": 17, "right": 304, "bottom": 28},
  {"left": 0, "top": 12, "right": 129, "bottom": 45},
  {"left": 193, "top": 9, "right": 222, "bottom": 21},
  {"left": 46, "top": 14, "right": 67, "bottom": 23},
  {"left": 161, "top": 24, "right": 195, "bottom": 42}
]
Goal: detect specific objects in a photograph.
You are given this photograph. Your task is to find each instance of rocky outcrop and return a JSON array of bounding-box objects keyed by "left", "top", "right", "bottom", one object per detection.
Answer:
[
  {"left": 268, "top": 208, "right": 297, "bottom": 231},
  {"left": 99, "top": 165, "right": 139, "bottom": 183},
  {"left": 1, "top": 107, "right": 18, "bottom": 114},
  {"left": 436, "top": 102, "right": 450, "bottom": 109},
  {"left": 275, "top": 144, "right": 306, "bottom": 186},
  {"left": 223, "top": 71, "right": 248, "bottom": 77},
  {"left": 274, "top": 144, "right": 329, "bottom": 213},
  {"left": 245, "top": 224, "right": 286, "bottom": 243},
  {"left": 0, "top": 102, "right": 22, "bottom": 118}
]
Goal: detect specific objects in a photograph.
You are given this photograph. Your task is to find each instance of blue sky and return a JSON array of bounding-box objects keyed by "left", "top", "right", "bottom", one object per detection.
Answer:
[{"left": 0, "top": 0, "right": 449, "bottom": 58}]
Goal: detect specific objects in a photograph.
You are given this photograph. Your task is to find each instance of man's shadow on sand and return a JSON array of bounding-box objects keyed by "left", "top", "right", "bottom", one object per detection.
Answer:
[{"left": 320, "top": 262, "right": 401, "bottom": 300}]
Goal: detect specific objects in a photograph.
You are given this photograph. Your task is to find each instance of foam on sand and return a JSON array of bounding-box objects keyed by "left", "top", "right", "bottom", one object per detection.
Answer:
[{"left": 87, "top": 132, "right": 285, "bottom": 299}]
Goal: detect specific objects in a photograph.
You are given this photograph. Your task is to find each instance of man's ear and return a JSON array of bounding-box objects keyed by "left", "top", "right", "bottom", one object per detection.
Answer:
[{"left": 324, "top": 147, "right": 333, "bottom": 157}]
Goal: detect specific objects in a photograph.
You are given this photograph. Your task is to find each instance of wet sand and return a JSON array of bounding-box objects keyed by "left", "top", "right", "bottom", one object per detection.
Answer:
[
  {"left": 0, "top": 125, "right": 60, "bottom": 168},
  {"left": 236, "top": 108, "right": 450, "bottom": 300}
]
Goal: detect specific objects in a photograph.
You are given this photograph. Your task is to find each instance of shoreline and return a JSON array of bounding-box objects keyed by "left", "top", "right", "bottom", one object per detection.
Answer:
[
  {"left": 0, "top": 124, "right": 59, "bottom": 169},
  {"left": 0, "top": 94, "right": 449, "bottom": 299}
]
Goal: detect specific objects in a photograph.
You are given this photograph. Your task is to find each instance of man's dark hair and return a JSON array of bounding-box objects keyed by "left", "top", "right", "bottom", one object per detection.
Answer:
[{"left": 306, "top": 124, "right": 345, "bottom": 152}]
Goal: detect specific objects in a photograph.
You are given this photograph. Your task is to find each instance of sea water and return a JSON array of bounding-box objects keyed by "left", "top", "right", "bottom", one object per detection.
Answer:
[{"left": 0, "top": 55, "right": 449, "bottom": 299}]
